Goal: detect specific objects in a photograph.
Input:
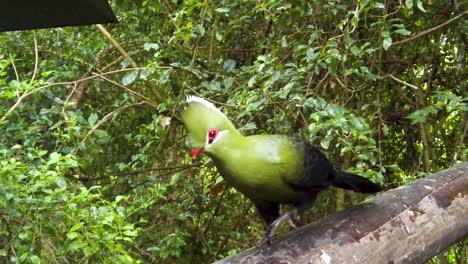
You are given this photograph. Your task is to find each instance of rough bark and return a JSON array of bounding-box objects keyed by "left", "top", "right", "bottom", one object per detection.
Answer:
[{"left": 215, "top": 163, "right": 468, "bottom": 264}]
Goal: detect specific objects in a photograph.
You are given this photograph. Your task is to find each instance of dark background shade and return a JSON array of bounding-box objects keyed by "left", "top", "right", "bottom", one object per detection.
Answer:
[{"left": 0, "top": 0, "right": 117, "bottom": 32}]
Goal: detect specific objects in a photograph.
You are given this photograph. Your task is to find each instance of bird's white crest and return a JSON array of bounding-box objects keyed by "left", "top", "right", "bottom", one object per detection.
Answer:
[{"left": 186, "top": 95, "right": 226, "bottom": 117}]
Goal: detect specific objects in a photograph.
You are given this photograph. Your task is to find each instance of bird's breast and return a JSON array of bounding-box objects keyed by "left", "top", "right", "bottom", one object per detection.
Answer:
[{"left": 213, "top": 158, "right": 301, "bottom": 203}]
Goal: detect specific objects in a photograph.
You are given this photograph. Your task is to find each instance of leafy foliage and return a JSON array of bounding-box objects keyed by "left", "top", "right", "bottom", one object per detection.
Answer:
[{"left": 0, "top": 0, "right": 466, "bottom": 263}]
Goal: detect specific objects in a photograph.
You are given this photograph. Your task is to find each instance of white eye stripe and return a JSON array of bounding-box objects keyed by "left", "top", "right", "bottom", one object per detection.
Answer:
[{"left": 206, "top": 130, "right": 228, "bottom": 145}]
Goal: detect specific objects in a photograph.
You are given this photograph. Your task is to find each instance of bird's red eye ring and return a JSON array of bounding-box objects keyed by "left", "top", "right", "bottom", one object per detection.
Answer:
[{"left": 208, "top": 129, "right": 218, "bottom": 143}]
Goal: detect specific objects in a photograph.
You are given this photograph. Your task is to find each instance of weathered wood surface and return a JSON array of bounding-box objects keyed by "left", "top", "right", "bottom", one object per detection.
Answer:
[{"left": 215, "top": 163, "right": 468, "bottom": 264}]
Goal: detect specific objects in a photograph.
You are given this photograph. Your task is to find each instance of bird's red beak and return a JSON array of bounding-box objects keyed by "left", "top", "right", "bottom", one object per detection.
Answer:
[{"left": 191, "top": 148, "right": 204, "bottom": 158}]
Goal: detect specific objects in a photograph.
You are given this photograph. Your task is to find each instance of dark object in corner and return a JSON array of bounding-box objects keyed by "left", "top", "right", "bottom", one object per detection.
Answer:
[{"left": 0, "top": 0, "right": 117, "bottom": 32}]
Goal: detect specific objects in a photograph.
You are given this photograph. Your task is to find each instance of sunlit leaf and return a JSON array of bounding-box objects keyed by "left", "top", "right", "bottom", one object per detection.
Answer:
[
  {"left": 122, "top": 71, "right": 139, "bottom": 86},
  {"left": 383, "top": 36, "right": 392, "bottom": 50}
]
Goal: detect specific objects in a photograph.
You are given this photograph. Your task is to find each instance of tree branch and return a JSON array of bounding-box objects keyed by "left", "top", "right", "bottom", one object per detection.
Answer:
[
  {"left": 94, "top": 73, "right": 157, "bottom": 108},
  {"left": 215, "top": 163, "right": 468, "bottom": 264},
  {"left": 96, "top": 24, "right": 164, "bottom": 102},
  {"left": 394, "top": 10, "right": 468, "bottom": 45},
  {"left": 385, "top": 73, "right": 420, "bottom": 90},
  {"left": 79, "top": 101, "right": 148, "bottom": 145},
  {"left": 30, "top": 31, "right": 39, "bottom": 85},
  {"left": 0, "top": 67, "right": 149, "bottom": 123}
]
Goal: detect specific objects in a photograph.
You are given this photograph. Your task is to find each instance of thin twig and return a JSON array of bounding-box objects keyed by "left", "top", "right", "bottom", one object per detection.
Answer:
[
  {"left": 80, "top": 101, "right": 147, "bottom": 145},
  {"left": 394, "top": 10, "right": 468, "bottom": 45},
  {"left": 9, "top": 54, "right": 19, "bottom": 82},
  {"left": 385, "top": 74, "right": 419, "bottom": 90},
  {"left": 213, "top": 202, "right": 253, "bottom": 258},
  {"left": 30, "top": 31, "right": 39, "bottom": 84},
  {"left": 96, "top": 24, "right": 164, "bottom": 102},
  {"left": 94, "top": 73, "right": 157, "bottom": 108},
  {"left": 101, "top": 50, "right": 142, "bottom": 71},
  {"left": 96, "top": 25, "right": 132, "bottom": 63},
  {"left": 308, "top": 72, "right": 329, "bottom": 96},
  {"left": 209, "top": 28, "right": 214, "bottom": 66},
  {"left": 333, "top": 74, "right": 352, "bottom": 92},
  {"left": 202, "top": 188, "right": 227, "bottom": 236},
  {"left": 61, "top": 82, "right": 78, "bottom": 121},
  {"left": 116, "top": 163, "right": 202, "bottom": 175},
  {"left": 0, "top": 67, "right": 148, "bottom": 123}
]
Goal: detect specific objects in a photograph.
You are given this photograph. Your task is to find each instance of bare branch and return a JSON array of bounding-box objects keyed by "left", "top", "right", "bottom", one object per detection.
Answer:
[
  {"left": 394, "top": 10, "right": 468, "bottom": 45},
  {"left": 94, "top": 73, "right": 157, "bottom": 108},
  {"left": 30, "top": 31, "right": 39, "bottom": 84},
  {"left": 79, "top": 101, "right": 148, "bottom": 145},
  {"left": 9, "top": 54, "right": 19, "bottom": 82},
  {"left": 385, "top": 73, "right": 420, "bottom": 90},
  {"left": 96, "top": 24, "right": 164, "bottom": 102},
  {"left": 0, "top": 67, "right": 152, "bottom": 123}
]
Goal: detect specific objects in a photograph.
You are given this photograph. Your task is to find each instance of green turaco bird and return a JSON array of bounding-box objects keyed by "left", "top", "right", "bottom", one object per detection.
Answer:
[{"left": 181, "top": 96, "right": 382, "bottom": 244}]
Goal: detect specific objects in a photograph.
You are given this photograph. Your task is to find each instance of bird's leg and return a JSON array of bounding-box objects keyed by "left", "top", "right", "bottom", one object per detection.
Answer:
[
  {"left": 287, "top": 215, "right": 298, "bottom": 230},
  {"left": 266, "top": 208, "right": 298, "bottom": 239},
  {"left": 254, "top": 202, "right": 280, "bottom": 247}
]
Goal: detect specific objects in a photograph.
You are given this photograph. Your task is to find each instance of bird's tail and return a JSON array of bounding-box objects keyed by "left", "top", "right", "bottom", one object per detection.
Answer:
[{"left": 332, "top": 171, "right": 382, "bottom": 193}]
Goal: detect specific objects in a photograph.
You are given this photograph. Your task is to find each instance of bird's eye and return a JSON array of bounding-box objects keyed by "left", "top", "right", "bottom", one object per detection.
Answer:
[{"left": 207, "top": 129, "right": 218, "bottom": 143}]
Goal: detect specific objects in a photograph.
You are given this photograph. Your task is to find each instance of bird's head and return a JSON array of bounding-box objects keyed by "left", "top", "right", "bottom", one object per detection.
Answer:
[
  {"left": 190, "top": 128, "right": 231, "bottom": 158},
  {"left": 180, "top": 96, "right": 239, "bottom": 158}
]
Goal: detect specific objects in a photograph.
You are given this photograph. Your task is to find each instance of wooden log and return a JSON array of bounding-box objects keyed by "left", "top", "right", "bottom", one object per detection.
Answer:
[{"left": 215, "top": 163, "right": 468, "bottom": 264}]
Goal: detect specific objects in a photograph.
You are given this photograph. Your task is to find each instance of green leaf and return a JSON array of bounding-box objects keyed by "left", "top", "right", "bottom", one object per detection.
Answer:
[
  {"left": 248, "top": 76, "right": 256, "bottom": 87},
  {"left": 215, "top": 176, "right": 224, "bottom": 184},
  {"left": 11, "top": 144, "right": 22, "bottom": 150},
  {"left": 67, "top": 231, "right": 79, "bottom": 240},
  {"left": 70, "top": 223, "right": 82, "bottom": 232},
  {"left": 372, "top": 2, "right": 385, "bottom": 9},
  {"left": 215, "top": 8, "right": 230, "bottom": 13},
  {"left": 121, "top": 57, "right": 133, "bottom": 68},
  {"left": 122, "top": 71, "right": 139, "bottom": 86},
  {"left": 320, "top": 136, "right": 332, "bottom": 149},
  {"left": 88, "top": 113, "right": 98, "bottom": 126},
  {"left": 56, "top": 178, "right": 67, "bottom": 188},
  {"left": 195, "top": 24, "right": 205, "bottom": 36},
  {"left": 29, "top": 255, "right": 41, "bottom": 264},
  {"left": 383, "top": 37, "right": 392, "bottom": 50},
  {"left": 223, "top": 77, "right": 233, "bottom": 91},
  {"left": 215, "top": 31, "right": 223, "bottom": 41},
  {"left": 49, "top": 152, "right": 60, "bottom": 164},
  {"left": 416, "top": 0, "right": 427, "bottom": 12},
  {"left": 147, "top": 246, "right": 160, "bottom": 253},
  {"left": 394, "top": 29, "right": 411, "bottom": 36},
  {"left": 41, "top": 70, "right": 54, "bottom": 77},
  {"left": 325, "top": 56, "right": 338, "bottom": 73},
  {"left": 223, "top": 59, "right": 236, "bottom": 73},
  {"left": 170, "top": 172, "right": 182, "bottom": 185},
  {"left": 405, "top": 0, "right": 413, "bottom": 9},
  {"left": 143, "top": 43, "right": 160, "bottom": 51}
]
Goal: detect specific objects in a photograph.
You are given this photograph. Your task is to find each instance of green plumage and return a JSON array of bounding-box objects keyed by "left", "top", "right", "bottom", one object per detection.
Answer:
[
  {"left": 181, "top": 96, "right": 382, "bottom": 243},
  {"left": 206, "top": 133, "right": 307, "bottom": 202},
  {"left": 181, "top": 97, "right": 238, "bottom": 149}
]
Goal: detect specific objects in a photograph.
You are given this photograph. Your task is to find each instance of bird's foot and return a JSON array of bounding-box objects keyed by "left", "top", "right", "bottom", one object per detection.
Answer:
[
  {"left": 255, "top": 234, "right": 278, "bottom": 247},
  {"left": 267, "top": 208, "right": 298, "bottom": 238},
  {"left": 287, "top": 217, "right": 298, "bottom": 230}
]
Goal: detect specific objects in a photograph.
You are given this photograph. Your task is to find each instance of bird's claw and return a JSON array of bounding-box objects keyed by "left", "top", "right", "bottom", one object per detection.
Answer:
[
  {"left": 255, "top": 234, "right": 277, "bottom": 247},
  {"left": 287, "top": 217, "right": 298, "bottom": 230},
  {"left": 267, "top": 208, "right": 298, "bottom": 238},
  {"left": 257, "top": 208, "right": 299, "bottom": 247}
]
